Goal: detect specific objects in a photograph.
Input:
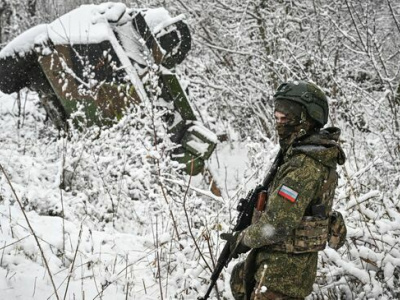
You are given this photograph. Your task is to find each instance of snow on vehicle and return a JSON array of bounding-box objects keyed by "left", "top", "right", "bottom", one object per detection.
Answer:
[{"left": 0, "top": 3, "right": 217, "bottom": 175}]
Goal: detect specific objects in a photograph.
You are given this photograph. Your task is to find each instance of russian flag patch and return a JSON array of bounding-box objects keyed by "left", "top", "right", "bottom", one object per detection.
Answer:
[{"left": 278, "top": 185, "right": 299, "bottom": 203}]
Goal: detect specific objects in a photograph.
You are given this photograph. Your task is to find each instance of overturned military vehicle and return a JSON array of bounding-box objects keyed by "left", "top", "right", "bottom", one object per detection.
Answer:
[{"left": 0, "top": 3, "right": 216, "bottom": 175}]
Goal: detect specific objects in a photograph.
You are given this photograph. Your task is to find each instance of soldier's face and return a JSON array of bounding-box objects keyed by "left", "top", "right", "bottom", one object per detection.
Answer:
[
  {"left": 274, "top": 111, "right": 289, "bottom": 124},
  {"left": 274, "top": 110, "right": 297, "bottom": 140}
]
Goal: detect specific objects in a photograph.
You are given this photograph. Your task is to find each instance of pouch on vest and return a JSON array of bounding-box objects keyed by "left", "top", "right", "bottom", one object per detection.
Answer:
[
  {"left": 268, "top": 216, "right": 329, "bottom": 253},
  {"left": 328, "top": 211, "right": 347, "bottom": 250}
]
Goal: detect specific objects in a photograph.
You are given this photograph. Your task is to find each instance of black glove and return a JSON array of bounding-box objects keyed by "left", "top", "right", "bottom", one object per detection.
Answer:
[{"left": 220, "top": 232, "right": 250, "bottom": 258}]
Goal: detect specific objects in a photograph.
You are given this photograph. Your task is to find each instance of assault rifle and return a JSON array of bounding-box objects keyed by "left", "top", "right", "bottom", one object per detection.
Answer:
[
  {"left": 198, "top": 186, "right": 265, "bottom": 300},
  {"left": 198, "top": 150, "right": 282, "bottom": 300}
]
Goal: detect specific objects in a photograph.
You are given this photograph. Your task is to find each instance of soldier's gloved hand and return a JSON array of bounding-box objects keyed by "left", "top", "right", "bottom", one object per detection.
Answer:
[
  {"left": 220, "top": 232, "right": 236, "bottom": 243},
  {"left": 220, "top": 232, "right": 250, "bottom": 258}
]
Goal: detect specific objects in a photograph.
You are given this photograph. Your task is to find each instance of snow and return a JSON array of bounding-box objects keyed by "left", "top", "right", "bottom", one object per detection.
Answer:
[
  {"left": 115, "top": 22, "right": 146, "bottom": 65},
  {"left": 46, "top": 4, "right": 109, "bottom": 45},
  {"left": 0, "top": 24, "right": 48, "bottom": 58},
  {"left": 261, "top": 224, "right": 275, "bottom": 238},
  {"left": 186, "top": 138, "right": 210, "bottom": 156},
  {"left": 1, "top": 1, "right": 400, "bottom": 299},
  {"left": 0, "top": 90, "right": 249, "bottom": 299},
  {"left": 153, "top": 14, "right": 186, "bottom": 36},
  {"left": 346, "top": 190, "right": 381, "bottom": 209},
  {"left": 0, "top": 3, "right": 177, "bottom": 60},
  {"left": 143, "top": 8, "right": 172, "bottom": 32},
  {"left": 187, "top": 122, "right": 219, "bottom": 144},
  {"left": 0, "top": 4, "right": 119, "bottom": 58}
]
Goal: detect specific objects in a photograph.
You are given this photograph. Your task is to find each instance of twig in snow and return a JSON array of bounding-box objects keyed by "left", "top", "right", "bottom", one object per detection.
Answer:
[
  {"left": 203, "top": 225, "right": 220, "bottom": 300},
  {"left": 146, "top": 72, "right": 181, "bottom": 242},
  {"left": 0, "top": 241, "right": 6, "bottom": 266},
  {"left": 0, "top": 164, "right": 61, "bottom": 300},
  {"left": 204, "top": 226, "right": 216, "bottom": 269},
  {"left": 155, "top": 217, "right": 164, "bottom": 300},
  {"left": 63, "top": 224, "right": 83, "bottom": 300},
  {"left": 182, "top": 159, "right": 212, "bottom": 272},
  {"left": 342, "top": 164, "right": 379, "bottom": 249},
  {"left": 60, "top": 137, "right": 67, "bottom": 262},
  {"left": 125, "top": 254, "right": 129, "bottom": 300},
  {"left": 60, "top": 187, "right": 66, "bottom": 262},
  {"left": 386, "top": 0, "right": 400, "bottom": 34},
  {"left": 92, "top": 270, "right": 101, "bottom": 300},
  {"left": 142, "top": 279, "right": 147, "bottom": 294},
  {"left": 0, "top": 211, "right": 75, "bottom": 253},
  {"left": 33, "top": 277, "right": 37, "bottom": 297},
  {"left": 0, "top": 235, "right": 30, "bottom": 252},
  {"left": 162, "top": 177, "right": 224, "bottom": 204}
]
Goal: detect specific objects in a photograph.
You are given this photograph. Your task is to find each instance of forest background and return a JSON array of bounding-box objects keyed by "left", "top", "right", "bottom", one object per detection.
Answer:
[{"left": 0, "top": 0, "right": 400, "bottom": 299}]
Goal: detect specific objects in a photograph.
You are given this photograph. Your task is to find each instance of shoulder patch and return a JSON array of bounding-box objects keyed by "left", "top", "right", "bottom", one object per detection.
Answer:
[{"left": 278, "top": 185, "right": 298, "bottom": 203}]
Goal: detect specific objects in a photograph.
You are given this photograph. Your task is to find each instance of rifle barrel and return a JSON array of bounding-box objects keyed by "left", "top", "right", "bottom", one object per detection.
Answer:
[{"left": 198, "top": 242, "right": 231, "bottom": 299}]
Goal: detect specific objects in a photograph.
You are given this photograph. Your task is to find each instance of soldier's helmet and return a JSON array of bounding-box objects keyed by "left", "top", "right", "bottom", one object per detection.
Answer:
[{"left": 274, "top": 81, "right": 329, "bottom": 127}]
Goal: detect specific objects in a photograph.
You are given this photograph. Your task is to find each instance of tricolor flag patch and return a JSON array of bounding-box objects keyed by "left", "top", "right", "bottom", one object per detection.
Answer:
[{"left": 278, "top": 185, "right": 299, "bottom": 203}]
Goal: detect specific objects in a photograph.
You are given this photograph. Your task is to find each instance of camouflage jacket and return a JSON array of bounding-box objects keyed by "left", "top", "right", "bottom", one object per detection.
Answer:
[{"left": 241, "top": 127, "right": 345, "bottom": 298}]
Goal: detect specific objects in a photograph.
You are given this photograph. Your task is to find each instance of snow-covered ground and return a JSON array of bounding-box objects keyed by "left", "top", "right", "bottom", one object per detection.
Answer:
[
  {"left": 1, "top": 86, "right": 400, "bottom": 300},
  {"left": 0, "top": 90, "right": 259, "bottom": 299},
  {"left": 2, "top": 85, "right": 400, "bottom": 300},
  {"left": 1, "top": 2, "right": 400, "bottom": 299}
]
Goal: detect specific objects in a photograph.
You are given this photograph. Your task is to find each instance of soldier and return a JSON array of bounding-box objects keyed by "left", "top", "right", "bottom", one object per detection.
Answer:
[{"left": 225, "top": 81, "right": 346, "bottom": 299}]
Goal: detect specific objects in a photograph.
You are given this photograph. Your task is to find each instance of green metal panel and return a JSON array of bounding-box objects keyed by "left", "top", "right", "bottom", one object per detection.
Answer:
[{"left": 160, "top": 74, "right": 196, "bottom": 121}]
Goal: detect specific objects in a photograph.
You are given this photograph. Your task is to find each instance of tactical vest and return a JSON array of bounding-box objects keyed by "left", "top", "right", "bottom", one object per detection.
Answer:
[{"left": 269, "top": 166, "right": 346, "bottom": 253}]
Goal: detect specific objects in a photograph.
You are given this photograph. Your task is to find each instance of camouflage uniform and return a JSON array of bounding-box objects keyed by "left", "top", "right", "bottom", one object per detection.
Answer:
[{"left": 231, "top": 128, "right": 345, "bottom": 299}]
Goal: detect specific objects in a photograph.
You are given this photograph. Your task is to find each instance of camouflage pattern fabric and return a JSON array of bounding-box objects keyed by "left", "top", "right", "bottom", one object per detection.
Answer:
[
  {"left": 328, "top": 211, "right": 347, "bottom": 249},
  {"left": 230, "top": 261, "right": 246, "bottom": 299},
  {"left": 231, "top": 128, "right": 345, "bottom": 299},
  {"left": 231, "top": 259, "right": 308, "bottom": 300}
]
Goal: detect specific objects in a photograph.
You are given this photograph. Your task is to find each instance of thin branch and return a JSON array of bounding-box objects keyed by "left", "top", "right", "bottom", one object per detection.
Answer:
[
  {"left": 155, "top": 217, "right": 164, "bottom": 300},
  {"left": 63, "top": 225, "right": 83, "bottom": 300},
  {"left": 342, "top": 164, "right": 379, "bottom": 249},
  {"left": 182, "top": 160, "right": 213, "bottom": 272},
  {"left": 162, "top": 177, "right": 224, "bottom": 204},
  {"left": 0, "top": 164, "right": 60, "bottom": 300},
  {"left": 0, "top": 235, "right": 30, "bottom": 251},
  {"left": 386, "top": 0, "right": 400, "bottom": 34},
  {"left": 344, "top": 0, "right": 367, "bottom": 52}
]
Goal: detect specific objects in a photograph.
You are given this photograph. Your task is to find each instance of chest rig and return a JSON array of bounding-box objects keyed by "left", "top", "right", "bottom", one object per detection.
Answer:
[
  {"left": 255, "top": 145, "right": 345, "bottom": 253},
  {"left": 269, "top": 166, "right": 338, "bottom": 253}
]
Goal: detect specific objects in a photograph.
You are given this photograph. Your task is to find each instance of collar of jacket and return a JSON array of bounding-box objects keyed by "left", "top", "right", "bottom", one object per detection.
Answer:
[{"left": 285, "top": 127, "right": 346, "bottom": 168}]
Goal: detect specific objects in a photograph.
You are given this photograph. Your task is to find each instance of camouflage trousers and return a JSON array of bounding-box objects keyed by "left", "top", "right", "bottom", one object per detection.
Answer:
[{"left": 230, "top": 261, "right": 304, "bottom": 300}]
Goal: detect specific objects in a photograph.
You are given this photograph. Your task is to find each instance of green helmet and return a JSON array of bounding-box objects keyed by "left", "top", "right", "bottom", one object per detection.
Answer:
[{"left": 274, "top": 81, "right": 329, "bottom": 126}]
